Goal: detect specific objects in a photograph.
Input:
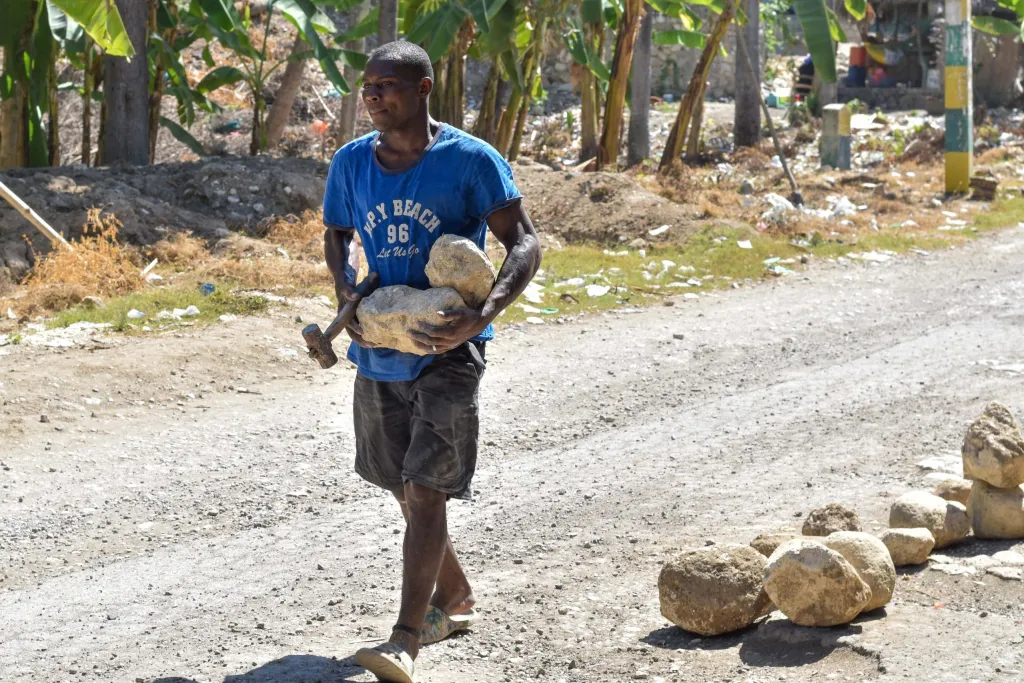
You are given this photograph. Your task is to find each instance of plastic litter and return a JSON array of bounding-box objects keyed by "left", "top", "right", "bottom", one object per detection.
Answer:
[
  {"left": 585, "top": 284, "right": 611, "bottom": 297},
  {"left": 127, "top": 309, "right": 146, "bottom": 320}
]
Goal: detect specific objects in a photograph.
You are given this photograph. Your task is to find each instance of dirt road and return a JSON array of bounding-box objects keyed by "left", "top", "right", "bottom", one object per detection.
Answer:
[{"left": 3, "top": 226, "right": 1024, "bottom": 683}]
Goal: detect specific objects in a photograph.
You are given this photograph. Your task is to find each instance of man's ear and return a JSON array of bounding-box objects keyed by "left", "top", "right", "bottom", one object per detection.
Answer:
[{"left": 419, "top": 77, "right": 433, "bottom": 98}]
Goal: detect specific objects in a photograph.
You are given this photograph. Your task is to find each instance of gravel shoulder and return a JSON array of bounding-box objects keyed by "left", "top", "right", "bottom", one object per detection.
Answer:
[{"left": 3, "top": 226, "right": 1024, "bottom": 682}]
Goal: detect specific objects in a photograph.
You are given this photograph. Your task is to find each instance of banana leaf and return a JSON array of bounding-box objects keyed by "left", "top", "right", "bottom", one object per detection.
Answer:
[
  {"left": 791, "top": 0, "right": 836, "bottom": 83},
  {"left": 845, "top": 0, "right": 867, "bottom": 21},
  {"left": 161, "top": 117, "right": 206, "bottom": 156},
  {"left": 653, "top": 29, "right": 706, "bottom": 49},
  {"left": 48, "top": 0, "right": 133, "bottom": 56},
  {"left": 972, "top": 16, "right": 1020, "bottom": 35}
]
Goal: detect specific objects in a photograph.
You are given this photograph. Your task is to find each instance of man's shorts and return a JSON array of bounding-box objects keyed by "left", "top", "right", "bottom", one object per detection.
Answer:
[{"left": 353, "top": 342, "right": 486, "bottom": 501}]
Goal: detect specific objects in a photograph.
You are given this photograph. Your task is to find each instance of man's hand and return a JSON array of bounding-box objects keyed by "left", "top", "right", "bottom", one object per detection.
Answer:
[
  {"left": 338, "top": 281, "right": 377, "bottom": 348},
  {"left": 408, "top": 308, "right": 486, "bottom": 354}
]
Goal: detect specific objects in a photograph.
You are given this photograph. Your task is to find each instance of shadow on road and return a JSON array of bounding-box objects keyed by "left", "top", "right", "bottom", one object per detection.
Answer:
[
  {"left": 153, "top": 653, "right": 369, "bottom": 683},
  {"left": 643, "top": 618, "right": 866, "bottom": 668}
]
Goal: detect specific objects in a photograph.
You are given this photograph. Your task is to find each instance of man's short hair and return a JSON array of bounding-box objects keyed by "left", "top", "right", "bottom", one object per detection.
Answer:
[{"left": 368, "top": 41, "right": 434, "bottom": 82}]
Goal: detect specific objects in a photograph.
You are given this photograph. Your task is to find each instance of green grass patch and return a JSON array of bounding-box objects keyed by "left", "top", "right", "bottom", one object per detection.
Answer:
[
  {"left": 49, "top": 286, "right": 269, "bottom": 332},
  {"left": 972, "top": 197, "right": 1024, "bottom": 233},
  {"left": 497, "top": 224, "right": 958, "bottom": 326}
]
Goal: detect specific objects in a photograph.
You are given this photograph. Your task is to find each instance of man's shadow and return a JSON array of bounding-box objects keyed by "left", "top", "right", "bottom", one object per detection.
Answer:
[{"left": 153, "top": 654, "right": 369, "bottom": 683}]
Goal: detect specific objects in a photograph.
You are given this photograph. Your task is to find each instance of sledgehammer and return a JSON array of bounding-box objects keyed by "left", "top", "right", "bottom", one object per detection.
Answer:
[{"left": 302, "top": 272, "right": 380, "bottom": 369}]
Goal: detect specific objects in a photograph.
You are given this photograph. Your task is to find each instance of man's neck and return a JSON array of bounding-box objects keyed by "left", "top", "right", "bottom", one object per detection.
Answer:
[{"left": 380, "top": 115, "right": 439, "bottom": 157}]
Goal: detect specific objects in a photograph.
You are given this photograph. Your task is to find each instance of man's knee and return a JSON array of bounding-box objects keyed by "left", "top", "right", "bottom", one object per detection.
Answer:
[{"left": 403, "top": 480, "right": 447, "bottom": 512}]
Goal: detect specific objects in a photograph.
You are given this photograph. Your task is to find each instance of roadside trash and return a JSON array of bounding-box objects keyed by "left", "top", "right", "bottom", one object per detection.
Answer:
[
  {"left": 541, "top": 307, "right": 559, "bottom": 315},
  {"left": 603, "top": 249, "right": 629, "bottom": 256},
  {"left": 737, "top": 240, "right": 753, "bottom": 249},
  {"left": 219, "top": 314, "right": 237, "bottom": 322},
  {"left": 526, "top": 316, "right": 544, "bottom": 324},
  {"left": 586, "top": 284, "right": 611, "bottom": 297},
  {"left": 762, "top": 193, "right": 795, "bottom": 222},
  {"left": 127, "top": 309, "right": 146, "bottom": 320},
  {"left": 519, "top": 304, "right": 543, "bottom": 313},
  {"left": 214, "top": 120, "right": 241, "bottom": 134},
  {"left": 648, "top": 225, "right": 671, "bottom": 237},
  {"left": 556, "top": 277, "right": 585, "bottom": 287},
  {"left": 182, "top": 305, "right": 201, "bottom": 317},
  {"left": 199, "top": 283, "right": 216, "bottom": 296},
  {"left": 523, "top": 281, "right": 545, "bottom": 304}
]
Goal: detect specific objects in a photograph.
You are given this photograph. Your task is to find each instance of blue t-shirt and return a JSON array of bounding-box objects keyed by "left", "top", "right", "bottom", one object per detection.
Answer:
[{"left": 323, "top": 124, "right": 521, "bottom": 382}]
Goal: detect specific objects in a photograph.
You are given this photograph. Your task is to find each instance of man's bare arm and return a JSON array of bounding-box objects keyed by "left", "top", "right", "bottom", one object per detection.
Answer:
[
  {"left": 408, "top": 199, "right": 542, "bottom": 353},
  {"left": 323, "top": 227, "right": 375, "bottom": 347}
]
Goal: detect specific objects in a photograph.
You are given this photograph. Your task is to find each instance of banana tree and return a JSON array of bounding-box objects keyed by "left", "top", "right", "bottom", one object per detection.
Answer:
[
  {"left": 1, "top": 0, "right": 133, "bottom": 169},
  {"left": 182, "top": 0, "right": 361, "bottom": 154}
]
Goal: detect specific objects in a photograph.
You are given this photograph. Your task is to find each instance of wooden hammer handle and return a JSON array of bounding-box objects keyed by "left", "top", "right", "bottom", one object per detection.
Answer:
[{"left": 322, "top": 272, "right": 380, "bottom": 344}]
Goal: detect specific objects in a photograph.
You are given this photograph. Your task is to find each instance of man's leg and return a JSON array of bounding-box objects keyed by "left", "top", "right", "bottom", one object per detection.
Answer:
[
  {"left": 392, "top": 492, "right": 475, "bottom": 616},
  {"left": 388, "top": 481, "right": 448, "bottom": 660}
]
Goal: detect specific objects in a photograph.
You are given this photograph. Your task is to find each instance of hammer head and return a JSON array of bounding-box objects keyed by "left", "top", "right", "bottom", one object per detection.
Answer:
[{"left": 301, "top": 323, "right": 339, "bottom": 369}]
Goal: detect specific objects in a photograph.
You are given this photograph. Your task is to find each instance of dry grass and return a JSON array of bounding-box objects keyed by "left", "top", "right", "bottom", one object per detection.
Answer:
[
  {"left": 263, "top": 209, "right": 327, "bottom": 258},
  {"left": 149, "top": 231, "right": 208, "bottom": 266},
  {"left": 9, "top": 209, "right": 145, "bottom": 315}
]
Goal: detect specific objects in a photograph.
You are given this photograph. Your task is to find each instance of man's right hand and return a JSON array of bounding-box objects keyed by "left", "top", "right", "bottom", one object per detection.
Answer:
[{"left": 338, "top": 282, "right": 376, "bottom": 348}]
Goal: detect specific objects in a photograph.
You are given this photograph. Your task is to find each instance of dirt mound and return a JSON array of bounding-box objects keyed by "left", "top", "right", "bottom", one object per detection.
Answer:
[
  {"left": 0, "top": 156, "right": 328, "bottom": 288},
  {"left": 512, "top": 158, "right": 701, "bottom": 245}
]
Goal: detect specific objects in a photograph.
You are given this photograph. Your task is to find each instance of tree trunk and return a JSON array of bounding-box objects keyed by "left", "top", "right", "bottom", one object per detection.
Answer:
[
  {"left": 336, "top": 5, "right": 366, "bottom": 146},
  {"left": 102, "top": 0, "right": 150, "bottom": 165},
  {"left": 0, "top": 8, "right": 33, "bottom": 170},
  {"left": 378, "top": 0, "right": 398, "bottom": 44},
  {"left": 508, "top": 21, "right": 547, "bottom": 162},
  {"left": 48, "top": 53, "right": 61, "bottom": 166},
  {"left": 147, "top": 1, "right": 164, "bottom": 164},
  {"left": 658, "top": 1, "right": 734, "bottom": 173},
  {"left": 579, "top": 23, "right": 601, "bottom": 162},
  {"left": 626, "top": 7, "right": 653, "bottom": 167},
  {"left": 473, "top": 58, "right": 501, "bottom": 143},
  {"left": 430, "top": 58, "right": 445, "bottom": 121},
  {"left": 597, "top": 0, "right": 643, "bottom": 170},
  {"left": 733, "top": 0, "right": 761, "bottom": 148},
  {"left": 81, "top": 39, "right": 94, "bottom": 166},
  {"left": 494, "top": 86, "right": 521, "bottom": 157},
  {"left": 265, "top": 34, "right": 308, "bottom": 148},
  {"left": 685, "top": 96, "right": 703, "bottom": 160},
  {"left": 250, "top": 93, "right": 266, "bottom": 155},
  {"left": 735, "top": 17, "right": 801, "bottom": 203}
]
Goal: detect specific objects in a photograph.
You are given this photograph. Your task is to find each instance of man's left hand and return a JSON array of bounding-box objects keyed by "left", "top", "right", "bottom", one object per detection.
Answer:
[{"left": 408, "top": 308, "right": 487, "bottom": 354}]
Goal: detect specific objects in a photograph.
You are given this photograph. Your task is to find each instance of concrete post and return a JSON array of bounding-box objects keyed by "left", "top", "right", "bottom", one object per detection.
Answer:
[
  {"left": 945, "top": 0, "right": 973, "bottom": 193},
  {"left": 821, "top": 103, "right": 851, "bottom": 170}
]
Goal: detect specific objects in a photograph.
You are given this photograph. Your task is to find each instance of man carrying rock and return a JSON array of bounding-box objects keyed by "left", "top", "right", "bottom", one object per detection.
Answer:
[{"left": 321, "top": 41, "right": 542, "bottom": 683}]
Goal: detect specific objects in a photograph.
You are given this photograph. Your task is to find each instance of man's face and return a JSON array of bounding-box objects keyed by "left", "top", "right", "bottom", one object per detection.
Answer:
[{"left": 361, "top": 58, "right": 431, "bottom": 132}]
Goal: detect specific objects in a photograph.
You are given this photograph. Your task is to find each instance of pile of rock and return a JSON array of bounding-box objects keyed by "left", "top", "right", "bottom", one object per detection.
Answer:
[
  {"left": 356, "top": 235, "right": 496, "bottom": 355},
  {"left": 659, "top": 504, "right": 896, "bottom": 633},
  {"left": 963, "top": 402, "right": 1024, "bottom": 540},
  {"left": 657, "top": 401, "right": 1024, "bottom": 638}
]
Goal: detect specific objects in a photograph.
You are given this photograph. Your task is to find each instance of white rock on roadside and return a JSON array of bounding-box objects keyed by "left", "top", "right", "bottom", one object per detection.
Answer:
[
  {"left": 933, "top": 478, "right": 972, "bottom": 506},
  {"left": 658, "top": 544, "right": 773, "bottom": 636},
  {"left": 889, "top": 491, "right": 970, "bottom": 548},
  {"left": 961, "top": 401, "right": 1024, "bottom": 488},
  {"left": 763, "top": 539, "right": 872, "bottom": 627},
  {"left": 879, "top": 528, "right": 935, "bottom": 567},
  {"left": 822, "top": 531, "right": 896, "bottom": 612},
  {"left": 966, "top": 481, "right": 1024, "bottom": 539}
]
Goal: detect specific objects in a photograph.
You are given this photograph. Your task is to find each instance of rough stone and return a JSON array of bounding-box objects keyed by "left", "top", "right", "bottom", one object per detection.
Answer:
[
  {"left": 801, "top": 503, "right": 862, "bottom": 536},
  {"left": 933, "top": 478, "right": 972, "bottom": 506},
  {"left": 879, "top": 528, "right": 935, "bottom": 567},
  {"left": 962, "top": 401, "right": 1024, "bottom": 488},
  {"left": 658, "top": 544, "right": 773, "bottom": 636},
  {"left": 738, "top": 179, "right": 755, "bottom": 195},
  {"left": 424, "top": 234, "right": 496, "bottom": 309},
  {"left": 763, "top": 539, "right": 872, "bottom": 627},
  {"left": 750, "top": 532, "right": 799, "bottom": 558},
  {"left": 966, "top": 481, "right": 1024, "bottom": 539},
  {"left": 81, "top": 296, "right": 105, "bottom": 310},
  {"left": 889, "top": 491, "right": 971, "bottom": 548},
  {"left": 988, "top": 566, "right": 1023, "bottom": 580},
  {"left": 356, "top": 286, "right": 467, "bottom": 355},
  {"left": 822, "top": 531, "right": 896, "bottom": 612}
]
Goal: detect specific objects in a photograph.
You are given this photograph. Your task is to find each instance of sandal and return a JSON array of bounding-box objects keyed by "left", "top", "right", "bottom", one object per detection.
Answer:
[
  {"left": 354, "top": 641, "right": 416, "bottom": 683},
  {"left": 420, "top": 605, "right": 478, "bottom": 645}
]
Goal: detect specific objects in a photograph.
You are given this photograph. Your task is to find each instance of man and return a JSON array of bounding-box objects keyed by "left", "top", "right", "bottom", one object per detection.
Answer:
[{"left": 321, "top": 41, "right": 542, "bottom": 683}]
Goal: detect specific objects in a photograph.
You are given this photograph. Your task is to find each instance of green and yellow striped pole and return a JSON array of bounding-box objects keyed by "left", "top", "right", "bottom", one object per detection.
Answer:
[{"left": 945, "top": 0, "right": 973, "bottom": 194}]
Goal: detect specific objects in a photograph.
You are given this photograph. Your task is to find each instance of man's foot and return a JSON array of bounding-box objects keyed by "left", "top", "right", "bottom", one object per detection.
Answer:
[
  {"left": 429, "top": 588, "right": 475, "bottom": 618},
  {"left": 354, "top": 642, "right": 416, "bottom": 683},
  {"left": 421, "top": 605, "right": 478, "bottom": 645}
]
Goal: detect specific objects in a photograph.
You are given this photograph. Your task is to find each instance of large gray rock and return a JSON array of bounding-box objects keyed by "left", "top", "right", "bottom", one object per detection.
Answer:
[
  {"left": 822, "top": 532, "right": 896, "bottom": 612},
  {"left": 658, "top": 544, "right": 773, "bottom": 636},
  {"left": 801, "top": 503, "right": 862, "bottom": 536},
  {"left": 424, "top": 234, "right": 496, "bottom": 309},
  {"left": 962, "top": 402, "right": 1024, "bottom": 488},
  {"left": 356, "top": 286, "right": 467, "bottom": 355},
  {"left": 763, "top": 539, "right": 872, "bottom": 627},
  {"left": 967, "top": 481, "right": 1024, "bottom": 539},
  {"left": 879, "top": 528, "right": 935, "bottom": 567},
  {"left": 889, "top": 491, "right": 970, "bottom": 548}
]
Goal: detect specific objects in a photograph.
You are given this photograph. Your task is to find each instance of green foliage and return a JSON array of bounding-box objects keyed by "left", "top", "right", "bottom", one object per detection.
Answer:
[
  {"left": 972, "top": 16, "right": 1020, "bottom": 36},
  {"left": 653, "top": 29, "right": 707, "bottom": 49},
  {"left": 791, "top": 0, "right": 836, "bottom": 82},
  {"left": 48, "top": 0, "right": 133, "bottom": 56}
]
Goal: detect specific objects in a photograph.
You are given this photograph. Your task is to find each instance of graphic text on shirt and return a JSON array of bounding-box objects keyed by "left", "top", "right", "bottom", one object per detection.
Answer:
[{"left": 361, "top": 199, "right": 442, "bottom": 241}]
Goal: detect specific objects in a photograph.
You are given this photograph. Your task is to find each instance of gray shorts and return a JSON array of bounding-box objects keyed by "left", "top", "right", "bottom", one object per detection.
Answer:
[{"left": 353, "top": 342, "right": 486, "bottom": 500}]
